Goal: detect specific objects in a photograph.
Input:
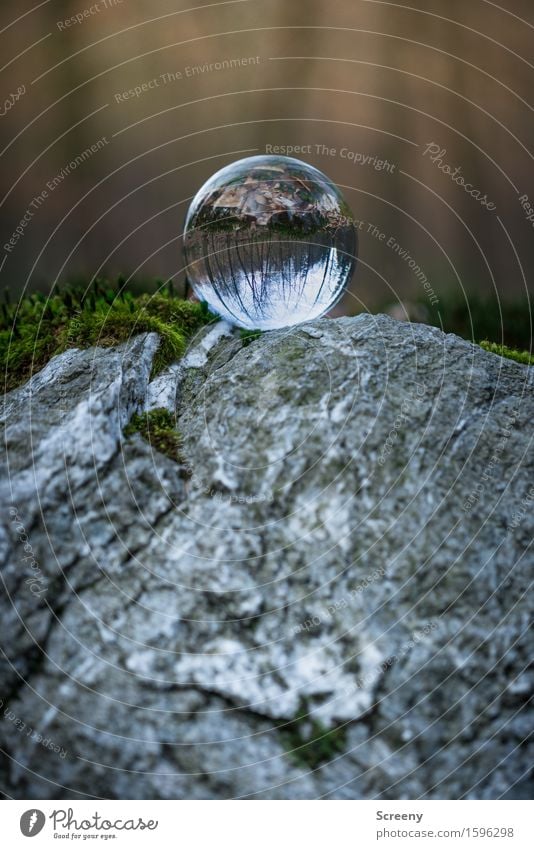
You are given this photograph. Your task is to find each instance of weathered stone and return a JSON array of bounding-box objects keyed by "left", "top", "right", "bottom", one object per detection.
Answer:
[{"left": 0, "top": 314, "right": 532, "bottom": 799}]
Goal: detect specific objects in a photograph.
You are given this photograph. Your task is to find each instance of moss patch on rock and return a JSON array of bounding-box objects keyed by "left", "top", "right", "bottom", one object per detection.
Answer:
[
  {"left": 124, "top": 407, "right": 187, "bottom": 463},
  {"left": 279, "top": 701, "right": 347, "bottom": 769},
  {"left": 1, "top": 280, "right": 213, "bottom": 392},
  {"left": 239, "top": 328, "right": 263, "bottom": 346},
  {"left": 478, "top": 340, "right": 533, "bottom": 366}
]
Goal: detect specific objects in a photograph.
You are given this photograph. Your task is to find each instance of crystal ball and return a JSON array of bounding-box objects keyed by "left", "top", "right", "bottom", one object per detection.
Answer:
[{"left": 183, "top": 155, "right": 357, "bottom": 330}]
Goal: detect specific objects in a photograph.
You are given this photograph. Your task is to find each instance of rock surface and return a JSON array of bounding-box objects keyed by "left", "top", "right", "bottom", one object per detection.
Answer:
[{"left": 0, "top": 314, "right": 532, "bottom": 800}]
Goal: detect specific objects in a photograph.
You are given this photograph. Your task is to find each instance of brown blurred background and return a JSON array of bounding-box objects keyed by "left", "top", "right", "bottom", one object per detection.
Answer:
[{"left": 1, "top": 0, "right": 533, "bottom": 318}]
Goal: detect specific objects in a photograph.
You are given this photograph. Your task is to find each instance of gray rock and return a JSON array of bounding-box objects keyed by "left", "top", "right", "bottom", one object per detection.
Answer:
[{"left": 0, "top": 314, "right": 532, "bottom": 799}]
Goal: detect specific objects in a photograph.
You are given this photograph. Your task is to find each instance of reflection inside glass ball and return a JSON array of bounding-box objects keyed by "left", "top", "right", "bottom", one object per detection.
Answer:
[{"left": 183, "top": 155, "right": 358, "bottom": 330}]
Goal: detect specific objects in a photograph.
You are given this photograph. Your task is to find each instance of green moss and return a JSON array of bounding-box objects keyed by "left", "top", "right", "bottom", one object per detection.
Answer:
[
  {"left": 279, "top": 701, "right": 347, "bottom": 769},
  {"left": 478, "top": 340, "right": 533, "bottom": 366},
  {"left": 124, "top": 407, "right": 187, "bottom": 463},
  {"left": 1, "top": 280, "right": 214, "bottom": 392},
  {"left": 239, "top": 328, "right": 263, "bottom": 346}
]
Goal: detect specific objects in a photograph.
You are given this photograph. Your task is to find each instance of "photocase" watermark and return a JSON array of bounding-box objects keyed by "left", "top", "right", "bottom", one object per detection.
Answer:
[
  {"left": 422, "top": 143, "right": 497, "bottom": 211},
  {"left": 344, "top": 620, "right": 439, "bottom": 694},
  {"left": 0, "top": 84, "right": 26, "bottom": 119},
  {"left": 463, "top": 406, "right": 520, "bottom": 512},
  {"left": 507, "top": 484, "right": 534, "bottom": 532},
  {"left": 8, "top": 507, "right": 48, "bottom": 598},
  {"left": 292, "top": 566, "right": 386, "bottom": 635}
]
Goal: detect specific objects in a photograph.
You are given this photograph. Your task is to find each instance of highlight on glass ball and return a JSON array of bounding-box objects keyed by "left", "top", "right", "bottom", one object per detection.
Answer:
[{"left": 182, "top": 155, "right": 358, "bottom": 330}]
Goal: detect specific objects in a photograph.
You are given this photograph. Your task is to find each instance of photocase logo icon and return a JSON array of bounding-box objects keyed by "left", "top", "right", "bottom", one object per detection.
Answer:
[{"left": 20, "top": 810, "right": 45, "bottom": 837}]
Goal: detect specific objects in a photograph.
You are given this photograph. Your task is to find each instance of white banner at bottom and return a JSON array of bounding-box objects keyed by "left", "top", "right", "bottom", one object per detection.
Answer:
[{"left": 1, "top": 799, "right": 532, "bottom": 848}]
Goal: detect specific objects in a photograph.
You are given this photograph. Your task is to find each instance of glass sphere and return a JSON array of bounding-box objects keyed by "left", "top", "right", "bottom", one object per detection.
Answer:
[{"left": 183, "top": 155, "right": 357, "bottom": 330}]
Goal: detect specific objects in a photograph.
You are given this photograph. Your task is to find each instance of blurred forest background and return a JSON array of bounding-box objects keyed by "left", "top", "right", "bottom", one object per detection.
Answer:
[{"left": 0, "top": 0, "right": 532, "bottom": 341}]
